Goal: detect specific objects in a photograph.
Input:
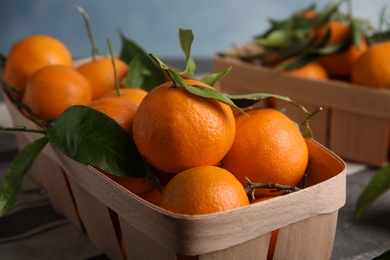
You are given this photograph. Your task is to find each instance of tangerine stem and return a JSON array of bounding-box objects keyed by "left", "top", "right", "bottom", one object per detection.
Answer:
[
  {"left": 0, "top": 78, "right": 45, "bottom": 128},
  {"left": 244, "top": 177, "right": 301, "bottom": 200},
  {"left": 299, "top": 106, "right": 323, "bottom": 127},
  {"left": 106, "top": 38, "right": 121, "bottom": 97},
  {"left": 74, "top": 5, "right": 99, "bottom": 61},
  {"left": 0, "top": 125, "right": 47, "bottom": 134}
]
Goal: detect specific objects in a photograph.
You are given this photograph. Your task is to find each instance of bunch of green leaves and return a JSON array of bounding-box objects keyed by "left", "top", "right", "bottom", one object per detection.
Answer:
[
  {"left": 367, "top": 6, "right": 390, "bottom": 44},
  {"left": 151, "top": 29, "right": 321, "bottom": 138},
  {"left": 220, "top": 0, "right": 373, "bottom": 71},
  {"left": 118, "top": 30, "right": 167, "bottom": 92}
]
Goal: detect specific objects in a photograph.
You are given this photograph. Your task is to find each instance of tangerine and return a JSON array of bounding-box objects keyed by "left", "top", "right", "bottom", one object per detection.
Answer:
[
  {"left": 76, "top": 57, "right": 128, "bottom": 100},
  {"left": 300, "top": 9, "right": 317, "bottom": 19},
  {"left": 87, "top": 97, "right": 137, "bottom": 136},
  {"left": 22, "top": 64, "right": 92, "bottom": 121},
  {"left": 313, "top": 20, "right": 368, "bottom": 77},
  {"left": 2, "top": 35, "right": 73, "bottom": 97},
  {"left": 268, "top": 230, "right": 279, "bottom": 260},
  {"left": 157, "top": 166, "right": 249, "bottom": 215},
  {"left": 100, "top": 170, "right": 161, "bottom": 204},
  {"left": 132, "top": 79, "right": 236, "bottom": 174},
  {"left": 101, "top": 87, "right": 148, "bottom": 107},
  {"left": 221, "top": 108, "right": 308, "bottom": 193},
  {"left": 351, "top": 41, "right": 390, "bottom": 89},
  {"left": 283, "top": 60, "right": 328, "bottom": 80}
]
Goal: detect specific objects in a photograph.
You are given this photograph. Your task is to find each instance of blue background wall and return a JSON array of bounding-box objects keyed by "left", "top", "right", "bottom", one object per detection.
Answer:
[{"left": 1, "top": 0, "right": 388, "bottom": 59}]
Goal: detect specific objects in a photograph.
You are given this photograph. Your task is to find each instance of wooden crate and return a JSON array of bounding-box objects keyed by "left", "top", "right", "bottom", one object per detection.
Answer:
[
  {"left": 3, "top": 87, "right": 346, "bottom": 260},
  {"left": 213, "top": 43, "right": 390, "bottom": 167},
  {"left": 51, "top": 137, "right": 345, "bottom": 260}
]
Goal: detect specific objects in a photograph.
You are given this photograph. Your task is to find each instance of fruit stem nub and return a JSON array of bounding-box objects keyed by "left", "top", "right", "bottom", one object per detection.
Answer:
[
  {"left": 0, "top": 78, "right": 46, "bottom": 128},
  {"left": 74, "top": 5, "right": 99, "bottom": 61},
  {"left": 106, "top": 38, "right": 122, "bottom": 96}
]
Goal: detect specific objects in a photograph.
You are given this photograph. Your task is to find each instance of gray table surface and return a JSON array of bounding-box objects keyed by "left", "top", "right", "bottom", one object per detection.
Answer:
[{"left": 0, "top": 60, "right": 389, "bottom": 259}]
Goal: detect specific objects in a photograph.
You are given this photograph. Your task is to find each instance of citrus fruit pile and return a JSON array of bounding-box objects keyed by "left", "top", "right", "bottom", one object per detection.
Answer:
[
  {"left": 232, "top": 1, "right": 390, "bottom": 89},
  {"left": 1, "top": 30, "right": 314, "bottom": 220},
  {"left": 1, "top": 32, "right": 151, "bottom": 193},
  {"left": 2, "top": 34, "right": 147, "bottom": 124}
]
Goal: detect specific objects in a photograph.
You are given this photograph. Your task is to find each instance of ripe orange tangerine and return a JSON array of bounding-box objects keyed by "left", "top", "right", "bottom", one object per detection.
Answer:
[
  {"left": 283, "top": 60, "right": 329, "bottom": 80},
  {"left": 221, "top": 108, "right": 308, "bottom": 193},
  {"left": 351, "top": 41, "right": 390, "bottom": 89},
  {"left": 132, "top": 79, "right": 236, "bottom": 174},
  {"left": 76, "top": 57, "right": 129, "bottom": 100},
  {"left": 22, "top": 64, "right": 92, "bottom": 121},
  {"left": 101, "top": 87, "right": 148, "bottom": 107},
  {"left": 87, "top": 97, "right": 137, "bottom": 136},
  {"left": 312, "top": 20, "right": 368, "bottom": 77},
  {"left": 157, "top": 166, "right": 249, "bottom": 215},
  {"left": 2, "top": 34, "right": 73, "bottom": 98}
]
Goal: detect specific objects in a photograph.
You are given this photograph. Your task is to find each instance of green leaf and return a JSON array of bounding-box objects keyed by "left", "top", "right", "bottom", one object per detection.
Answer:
[
  {"left": 118, "top": 30, "right": 166, "bottom": 91},
  {"left": 149, "top": 52, "right": 245, "bottom": 114},
  {"left": 274, "top": 53, "right": 318, "bottom": 71},
  {"left": 355, "top": 164, "right": 390, "bottom": 219},
  {"left": 178, "top": 28, "right": 196, "bottom": 76},
  {"left": 200, "top": 67, "right": 231, "bottom": 87},
  {"left": 225, "top": 92, "right": 310, "bottom": 114},
  {"left": 185, "top": 84, "right": 245, "bottom": 114},
  {"left": 121, "top": 55, "right": 152, "bottom": 88},
  {"left": 350, "top": 19, "right": 364, "bottom": 47},
  {"left": 0, "top": 136, "right": 49, "bottom": 216},
  {"left": 258, "top": 30, "right": 294, "bottom": 48},
  {"left": 48, "top": 105, "right": 146, "bottom": 178},
  {"left": 367, "top": 30, "right": 390, "bottom": 45},
  {"left": 312, "top": 2, "right": 340, "bottom": 24}
]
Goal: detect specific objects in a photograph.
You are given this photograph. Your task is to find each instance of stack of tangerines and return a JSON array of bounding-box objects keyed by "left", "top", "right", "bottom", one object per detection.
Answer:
[
  {"left": 2, "top": 34, "right": 148, "bottom": 123},
  {"left": 250, "top": 2, "right": 390, "bottom": 89},
  {"left": 1, "top": 31, "right": 315, "bottom": 260},
  {"left": 1, "top": 33, "right": 310, "bottom": 219}
]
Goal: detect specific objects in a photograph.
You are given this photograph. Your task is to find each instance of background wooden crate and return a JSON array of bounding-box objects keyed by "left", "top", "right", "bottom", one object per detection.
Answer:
[{"left": 213, "top": 45, "right": 390, "bottom": 167}]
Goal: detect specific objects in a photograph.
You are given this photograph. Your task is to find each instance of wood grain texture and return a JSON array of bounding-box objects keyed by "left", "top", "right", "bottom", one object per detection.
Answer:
[
  {"left": 67, "top": 177, "right": 124, "bottom": 260},
  {"left": 52, "top": 137, "right": 345, "bottom": 256},
  {"left": 273, "top": 211, "right": 338, "bottom": 260},
  {"left": 329, "top": 109, "right": 389, "bottom": 167}
]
